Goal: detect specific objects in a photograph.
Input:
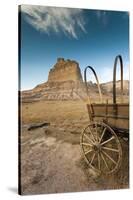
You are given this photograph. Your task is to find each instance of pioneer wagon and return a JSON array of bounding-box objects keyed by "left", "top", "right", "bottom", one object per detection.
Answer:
[{"left": 80, "top": 55, "right": 129, "bottom": 174}]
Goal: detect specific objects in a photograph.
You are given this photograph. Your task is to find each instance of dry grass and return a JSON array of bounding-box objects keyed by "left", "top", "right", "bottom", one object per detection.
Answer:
[
  {"left": 21, "top": 100, "right": 89, "bottom": 124},
  {"left": 20, "top": 99, "right": 129, "bottom": 194}
]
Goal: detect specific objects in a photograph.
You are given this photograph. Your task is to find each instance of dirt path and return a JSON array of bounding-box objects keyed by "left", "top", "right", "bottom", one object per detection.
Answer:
[{"left": 20, "top": 124, "right": 129, "bottom": 195}]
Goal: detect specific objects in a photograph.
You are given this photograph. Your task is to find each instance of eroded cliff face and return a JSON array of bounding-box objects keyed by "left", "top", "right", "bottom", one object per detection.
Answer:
[
  {"left": 21, "top": 58, "right": 86, "bottom": 102},
  {"left": 48, "top": 58, "right": 83, "bottom": 82},
  {"left": 21, "top": 58, "right": 129, "bottom": 102}
]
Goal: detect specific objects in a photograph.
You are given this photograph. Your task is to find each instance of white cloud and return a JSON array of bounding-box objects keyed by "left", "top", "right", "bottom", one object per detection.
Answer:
[{"left": 21, "top": 5, "right": 86, "bottom": 39}]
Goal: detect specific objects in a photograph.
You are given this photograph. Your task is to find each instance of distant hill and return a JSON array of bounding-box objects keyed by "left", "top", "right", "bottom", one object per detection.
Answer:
[{"left": 101, "top": 80, "right": 129, "bottom": 95}]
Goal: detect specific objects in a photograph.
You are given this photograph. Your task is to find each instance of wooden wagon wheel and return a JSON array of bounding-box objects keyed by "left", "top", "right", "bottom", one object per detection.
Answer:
[{"left": 80, "top": 121, "right": 122, "bottom": 174}]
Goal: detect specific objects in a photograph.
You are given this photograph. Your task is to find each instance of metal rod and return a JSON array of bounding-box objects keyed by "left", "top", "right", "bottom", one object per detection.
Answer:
[
  {"left": 84, "top": 66, "right": 103, "bottom": 121},
  {"left": 113, "top": 55, "right": 124, "bottom": 104},
  {"left": 84, "top": 66, "right": 103, "bottom": 103}
]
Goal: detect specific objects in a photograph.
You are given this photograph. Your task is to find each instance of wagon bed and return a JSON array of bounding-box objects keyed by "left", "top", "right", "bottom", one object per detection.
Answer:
[{"left": 87, "top": 103, "right": 129, "bottom": 130}]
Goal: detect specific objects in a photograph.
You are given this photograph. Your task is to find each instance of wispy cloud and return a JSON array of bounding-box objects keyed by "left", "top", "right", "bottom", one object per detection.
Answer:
[
  {"left": 95, "top": 10, "right": 129, "bottom": 26},
  {"left": 95, "top": 10, "right": 109, "bottom": 26},
  {"left": 21, "top": 5, "right": 87, "bottom": 39}
]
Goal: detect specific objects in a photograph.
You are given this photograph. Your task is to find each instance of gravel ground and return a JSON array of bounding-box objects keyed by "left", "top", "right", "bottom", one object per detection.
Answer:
[{"left": 20, "top": 122, "right": 129, "bottom": 195}]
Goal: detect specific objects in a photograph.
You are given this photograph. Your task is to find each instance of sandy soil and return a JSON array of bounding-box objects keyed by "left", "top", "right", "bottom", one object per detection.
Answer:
[{"left": 20, "top": 100, "right": 129, "bottom": 195}]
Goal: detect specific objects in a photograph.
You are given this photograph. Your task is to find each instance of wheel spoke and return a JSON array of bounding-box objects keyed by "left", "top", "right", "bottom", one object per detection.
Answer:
[
  {"left": 84, "top": 133, "right": 95, "bottom": 145},
  {"left": 98, "top": 153, "right": 101, "bottom": 170},
  {"left": 101, "top": 152, "right": 109, "bottom": 170},
  {"left": 101, "top": 136, "right": 115, "bottom": 146},
  {"left": 90, "top": 152, "right": 96, "bottom": 165},
  {"left": 102, "top": 146, "right": 119, "bottom": 153},
  {"left": 102, "top": 150, "right": 117, "bottom": 165},
  {"left": 94, "top": 123, "right": 99, "bottom": 142},
  {"left": 85, "top": 149, "right": 93, "bottom": 155},
  {"left": 81, "top": 142, "right": 93, "bottom": 147},
  {"left": 99, "top": 127, "right": 106, "bottom": 143},
  {"left": 87, "top": 126, "right": 96, "bottom": 142}
]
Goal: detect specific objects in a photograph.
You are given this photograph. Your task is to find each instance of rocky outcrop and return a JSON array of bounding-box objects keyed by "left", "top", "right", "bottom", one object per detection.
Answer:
[
  {"left": 21, "top": 58, "right": 87, "bottom": 102},
  {"left": 21, "top": 58, "right": 129, "bottom": 102},
  {"left": 48, "top": 58, "right": 83, "bottom": 82}
]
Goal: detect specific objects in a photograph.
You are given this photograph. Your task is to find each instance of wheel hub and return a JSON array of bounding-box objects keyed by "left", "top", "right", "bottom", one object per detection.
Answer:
[{"left": 93, "top": 142, "right": 101, "bottom": 152}]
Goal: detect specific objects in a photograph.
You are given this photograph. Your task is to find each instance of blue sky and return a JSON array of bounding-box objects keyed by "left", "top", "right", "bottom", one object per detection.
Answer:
[{"left": 20, "top": 5, "right": 129, "bottom": 90}]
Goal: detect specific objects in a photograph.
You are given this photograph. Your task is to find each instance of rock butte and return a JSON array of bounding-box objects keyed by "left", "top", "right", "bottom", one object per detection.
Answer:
[
  {"left": 21, "top": 58, "right": 129, "bottom": 102},
  {"left": 48, "top": 58, "right": 83, "bottom": 82},
  {"left": 21, "top": 58, "right": 86, "bottom": 102}
]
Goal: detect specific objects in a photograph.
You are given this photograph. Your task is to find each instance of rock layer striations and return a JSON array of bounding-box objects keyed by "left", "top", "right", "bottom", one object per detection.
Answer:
[
  {"left": 21, "top": 58, "right": 129, "bottom": 102},
  {"left": 21, "top": 58, "right": 86, "bottom": 102}
]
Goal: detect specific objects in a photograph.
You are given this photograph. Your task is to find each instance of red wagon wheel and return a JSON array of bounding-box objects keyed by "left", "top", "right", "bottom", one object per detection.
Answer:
[{"left": 80, "top": 121, "right": 122, "bottom": 174}]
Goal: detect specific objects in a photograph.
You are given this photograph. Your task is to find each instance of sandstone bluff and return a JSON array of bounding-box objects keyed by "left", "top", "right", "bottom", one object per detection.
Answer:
[
  {"left": 21, "top": 58, "right": 86, "bottom": 102},
  {"left": 48, "top": 58, "right": 83, "bottom": 82},
  {"left": 21, "top": 58, "right": 129, "bottom": 102}
]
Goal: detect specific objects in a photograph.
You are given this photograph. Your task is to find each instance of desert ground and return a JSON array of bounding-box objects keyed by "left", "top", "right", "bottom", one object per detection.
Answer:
[{"left": 20, "top": 100, "right": 129, "bottom": 195}]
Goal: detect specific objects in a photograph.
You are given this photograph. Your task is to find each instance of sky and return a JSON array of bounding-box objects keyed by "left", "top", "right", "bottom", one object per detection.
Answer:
[{"left": 20, "top": 5, "right": 129, "bottom": 91}]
